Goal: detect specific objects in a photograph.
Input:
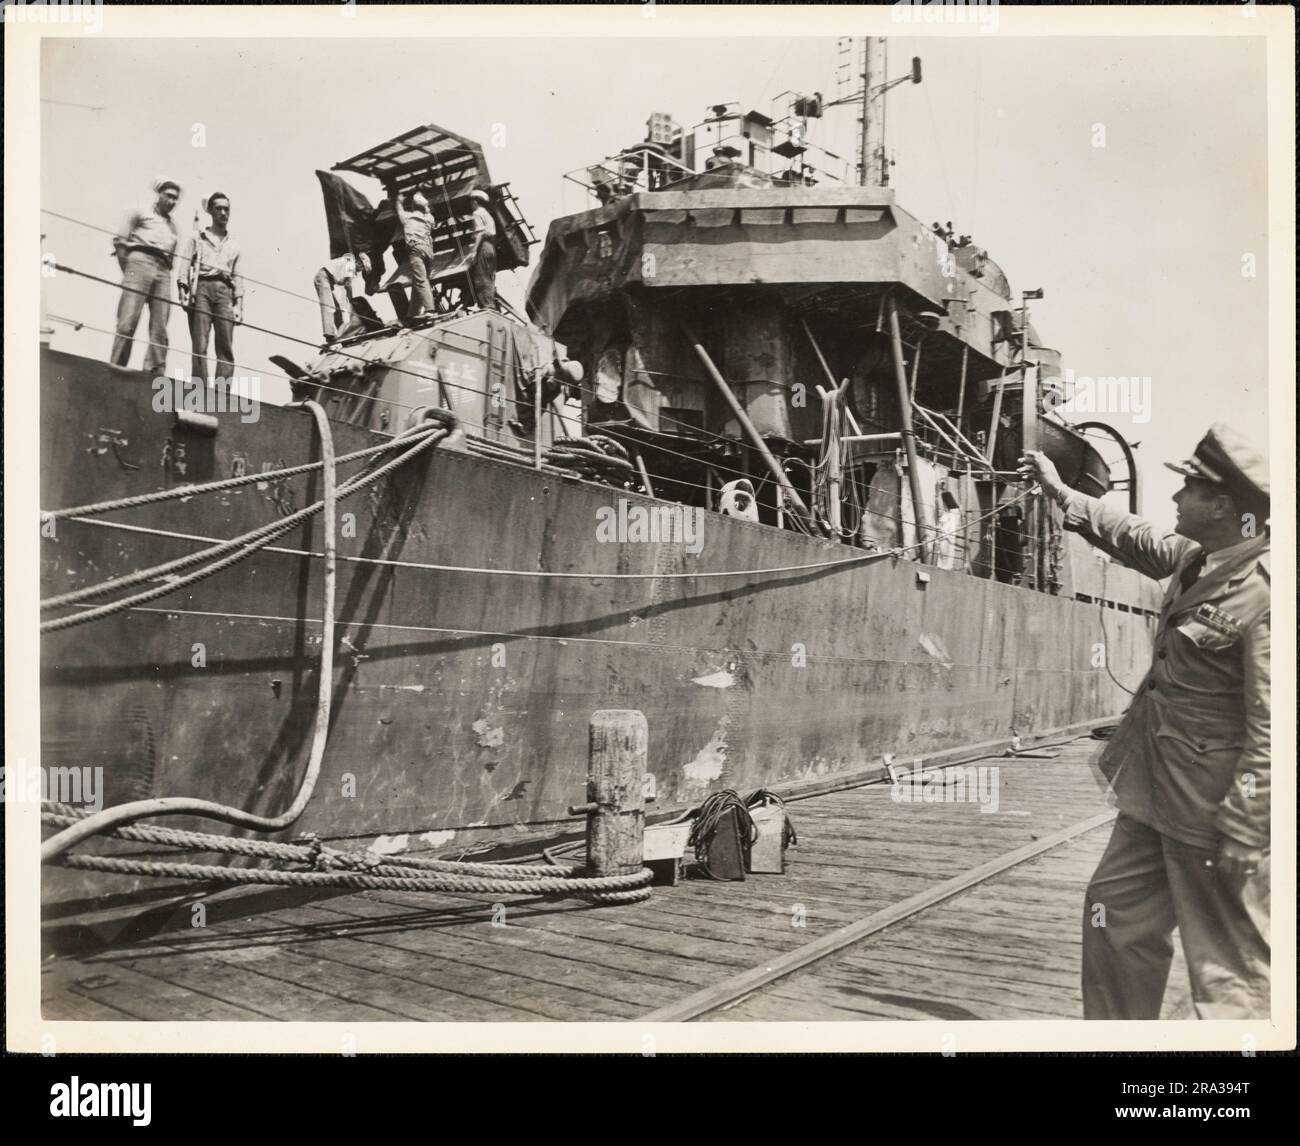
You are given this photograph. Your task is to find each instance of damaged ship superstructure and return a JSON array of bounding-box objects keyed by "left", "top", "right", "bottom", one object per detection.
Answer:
[{"left": 527, "top": 81, "right": 1121, "bottom": 588}]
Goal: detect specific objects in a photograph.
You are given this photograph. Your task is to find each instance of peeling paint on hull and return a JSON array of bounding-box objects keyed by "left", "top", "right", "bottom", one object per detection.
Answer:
[{"left": 38, "top": 349, "right": 1161, "bottom": 908}]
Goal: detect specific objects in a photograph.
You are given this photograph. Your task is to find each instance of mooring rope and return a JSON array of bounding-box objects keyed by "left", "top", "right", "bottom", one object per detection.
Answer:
[
  {"left": 43, "top": 402, "right": 381, "bottom": 859},
  {"left": 39, "top": 412, "right": 452, "bottom": 629},
  {"left": 40, "top": 805, "right": 653, "bottom": 904},
  {"left": 40, "top": 427, "right": 445, "bottom": 523},
  {"left": 49, "top": 852, "right": 653, "bottom": 904},
  {"left": 38, "top": 401, "right": 651, "bottom": 902}
]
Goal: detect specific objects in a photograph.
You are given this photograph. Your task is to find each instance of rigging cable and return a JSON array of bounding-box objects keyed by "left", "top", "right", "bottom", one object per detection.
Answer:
[
  {"left": 42, "top": 245, "right": 1050, "bottom": 558},
  {"left": 44, "top": 218, "right": 1001, "bottom": 524},
  {"left": 40, "top": 399, "right": 340, "bottom": 859},
  {"left": 922, "top": 80, "right": 957, "bottom": 227},
  {"left": 39, "top": 414, "right": 451, "bottom": 632},
  {"left": 1095, "top": 556, "right": 1139, "bottom": 697},
  {"left": 37, "top": 401, "right": 641, "bottom": 909}
]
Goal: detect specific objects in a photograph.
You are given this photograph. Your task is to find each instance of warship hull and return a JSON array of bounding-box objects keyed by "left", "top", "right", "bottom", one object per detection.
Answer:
[{"left": 40, "top": 347, "right": 1159, "bottom": 911}]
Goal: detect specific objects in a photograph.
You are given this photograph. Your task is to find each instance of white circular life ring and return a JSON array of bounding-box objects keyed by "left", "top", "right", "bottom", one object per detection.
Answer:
[{"left": 719, "top": 479, "right": 758, "bottom": 522}]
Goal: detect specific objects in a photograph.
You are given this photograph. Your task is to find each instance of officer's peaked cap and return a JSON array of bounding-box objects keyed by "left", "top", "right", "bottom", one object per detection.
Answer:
[{"left": 1164, "top": 423, "right": 1269, "bottom": 506}]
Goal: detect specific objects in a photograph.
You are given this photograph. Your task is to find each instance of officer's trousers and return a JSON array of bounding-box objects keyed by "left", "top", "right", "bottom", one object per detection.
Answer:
[{"left": 1082, "top": 814, "right": 1269, "bottom": 1019}]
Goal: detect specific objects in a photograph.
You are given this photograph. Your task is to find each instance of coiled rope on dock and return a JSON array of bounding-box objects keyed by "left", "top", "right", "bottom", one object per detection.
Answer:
[
  {"left": 51, "top": 855, "right": 654, "bottom": 904},
  {"left": 40, "top": 805, "right": 653, "bottom": 904}
]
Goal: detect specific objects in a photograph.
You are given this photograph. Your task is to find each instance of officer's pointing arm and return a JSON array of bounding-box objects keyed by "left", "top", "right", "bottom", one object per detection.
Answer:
[
  {"left": 1058, "top": 488, "right": 1195, "bottom": 582},
  {"left": 1020, "top": 450, "right": 1196, "bottom": 582}
]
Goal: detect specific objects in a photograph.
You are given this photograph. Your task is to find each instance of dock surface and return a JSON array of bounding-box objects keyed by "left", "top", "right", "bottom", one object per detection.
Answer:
[{"left": 41, "top": 738, "right": 1193, "bottom": 1022}]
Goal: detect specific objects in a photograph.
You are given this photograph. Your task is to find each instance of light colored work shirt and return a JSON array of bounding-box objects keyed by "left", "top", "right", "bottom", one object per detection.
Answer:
[
  {"left": 116, "top": 208, "right": 179, "bottom": 260},
  {"left": 321, "top": 253, "right": 357, "bottom": 287},
  {"left": 473, "top": 205, "right": 497, "bottom": 241},
  {"left": 395, "top": 202, "right": 434, "bottom": 253},
  {"left": 181, "top": 228, "right": 244, "bottom": 300}
]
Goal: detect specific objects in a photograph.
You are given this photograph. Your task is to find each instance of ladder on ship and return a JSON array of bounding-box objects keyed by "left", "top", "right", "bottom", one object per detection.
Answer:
[{"left": 484, "top": 319, "right": 511, "bottom": 439}]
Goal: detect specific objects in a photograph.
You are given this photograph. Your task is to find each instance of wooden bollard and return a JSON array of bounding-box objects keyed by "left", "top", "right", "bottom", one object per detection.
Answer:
[{"left": 582, "top": 710, "right": 647, "bottom": 877}]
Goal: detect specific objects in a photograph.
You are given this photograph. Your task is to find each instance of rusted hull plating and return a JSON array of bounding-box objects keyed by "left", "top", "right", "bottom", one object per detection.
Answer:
[{"left": 39, "top": 350, "right": 1157, "bottom": 907}]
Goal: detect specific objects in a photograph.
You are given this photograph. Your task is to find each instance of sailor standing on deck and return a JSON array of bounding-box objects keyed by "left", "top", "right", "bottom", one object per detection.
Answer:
[
  {"left": 110, "top": 180, "right": 181, "bottom": 372},
  {"left": 178, "top": 192, "right": 244, "bottom": 384},
  {"left": 467, "top": 187, "right": 497, "bottom": 311},
  {"left": 1020, "top": 426, "right": 1271, "bottom": 1020}
]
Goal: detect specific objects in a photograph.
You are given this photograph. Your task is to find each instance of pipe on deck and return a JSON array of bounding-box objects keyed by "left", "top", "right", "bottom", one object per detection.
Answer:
[
  {"left": 885, "top": 296, "right": 932, "bottom": 562},
  {"left": 684, "top": 328, "right": 817, "bottom": 529}
]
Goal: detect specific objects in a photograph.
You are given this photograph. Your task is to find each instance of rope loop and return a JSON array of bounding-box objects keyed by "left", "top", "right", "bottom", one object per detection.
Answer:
[
  {"left": 297, "top": 833, "right": 329, "bottom": 871},
  {"left": 406, "top": 405, "right": 458, "bottom": 434}
]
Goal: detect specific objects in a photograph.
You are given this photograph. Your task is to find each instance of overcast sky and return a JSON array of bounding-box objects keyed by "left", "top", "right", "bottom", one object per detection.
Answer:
[{"left": 41, "top": 32, "right": 1268, "bottom": 526}]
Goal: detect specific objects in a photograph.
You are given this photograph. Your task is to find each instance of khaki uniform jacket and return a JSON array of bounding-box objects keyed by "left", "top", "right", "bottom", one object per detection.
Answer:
[{"left": 1061, "top": 490, "right": 1271, "bottom": 850}]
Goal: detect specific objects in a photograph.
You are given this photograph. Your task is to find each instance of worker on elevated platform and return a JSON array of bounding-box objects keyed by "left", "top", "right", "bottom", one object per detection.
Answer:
[
  {"left": 393, "top": 189, "right": 437, "bottom": 321},
  {"left": 110, "top": 180, "right": 181, "bottom": 372},
  {"left": 1021, "top": 424, "right": 1271, "bottom": 1021},
  {"left": 467, "top": 187, "right": 497, "bottom": 311},
  {"left": 313, "top": 250, "right": 369, "bottom": 344},
  {"left": 178, "top": 192, "right": 244, "bottom": 382}
]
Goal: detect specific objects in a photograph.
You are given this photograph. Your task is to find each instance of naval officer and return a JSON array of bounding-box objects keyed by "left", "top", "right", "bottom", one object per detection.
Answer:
[{"left": 1019, "top": 424, "right": 1270, "bottom": 1020}]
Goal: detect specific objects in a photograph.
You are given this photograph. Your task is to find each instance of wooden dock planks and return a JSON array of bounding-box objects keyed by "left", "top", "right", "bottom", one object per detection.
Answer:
[{"left": 40, "top": 739, "right": 1194, "bottom": 1023}]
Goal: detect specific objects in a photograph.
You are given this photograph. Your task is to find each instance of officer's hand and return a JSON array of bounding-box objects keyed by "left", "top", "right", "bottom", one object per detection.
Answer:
[
  {"left": 1018, "top": 450, "right": 1064, "bottom": 500},
  {"left": 233, "top": 303, "right": 244, "bottom": 325},
  {"left": 1216, "top": 836, "right": 1264, "bottom": 879}
]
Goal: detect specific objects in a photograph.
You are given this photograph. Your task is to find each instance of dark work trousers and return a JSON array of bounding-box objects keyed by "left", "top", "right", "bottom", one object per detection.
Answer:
[
  {"left": 110, "top": 251, "right": 173, "bottom": 372},
  {"left": 468, "top": 239, "right": 496, "bottom": 310},
  {"left": 188, "top": 278, "right": 236, "bottom": 383},
  {"left": 406, "top": 242, "right": 436, "bottom": 317},
  {"left": 1082, "top": 814, "right": 1270, "bottom": 1019}
]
